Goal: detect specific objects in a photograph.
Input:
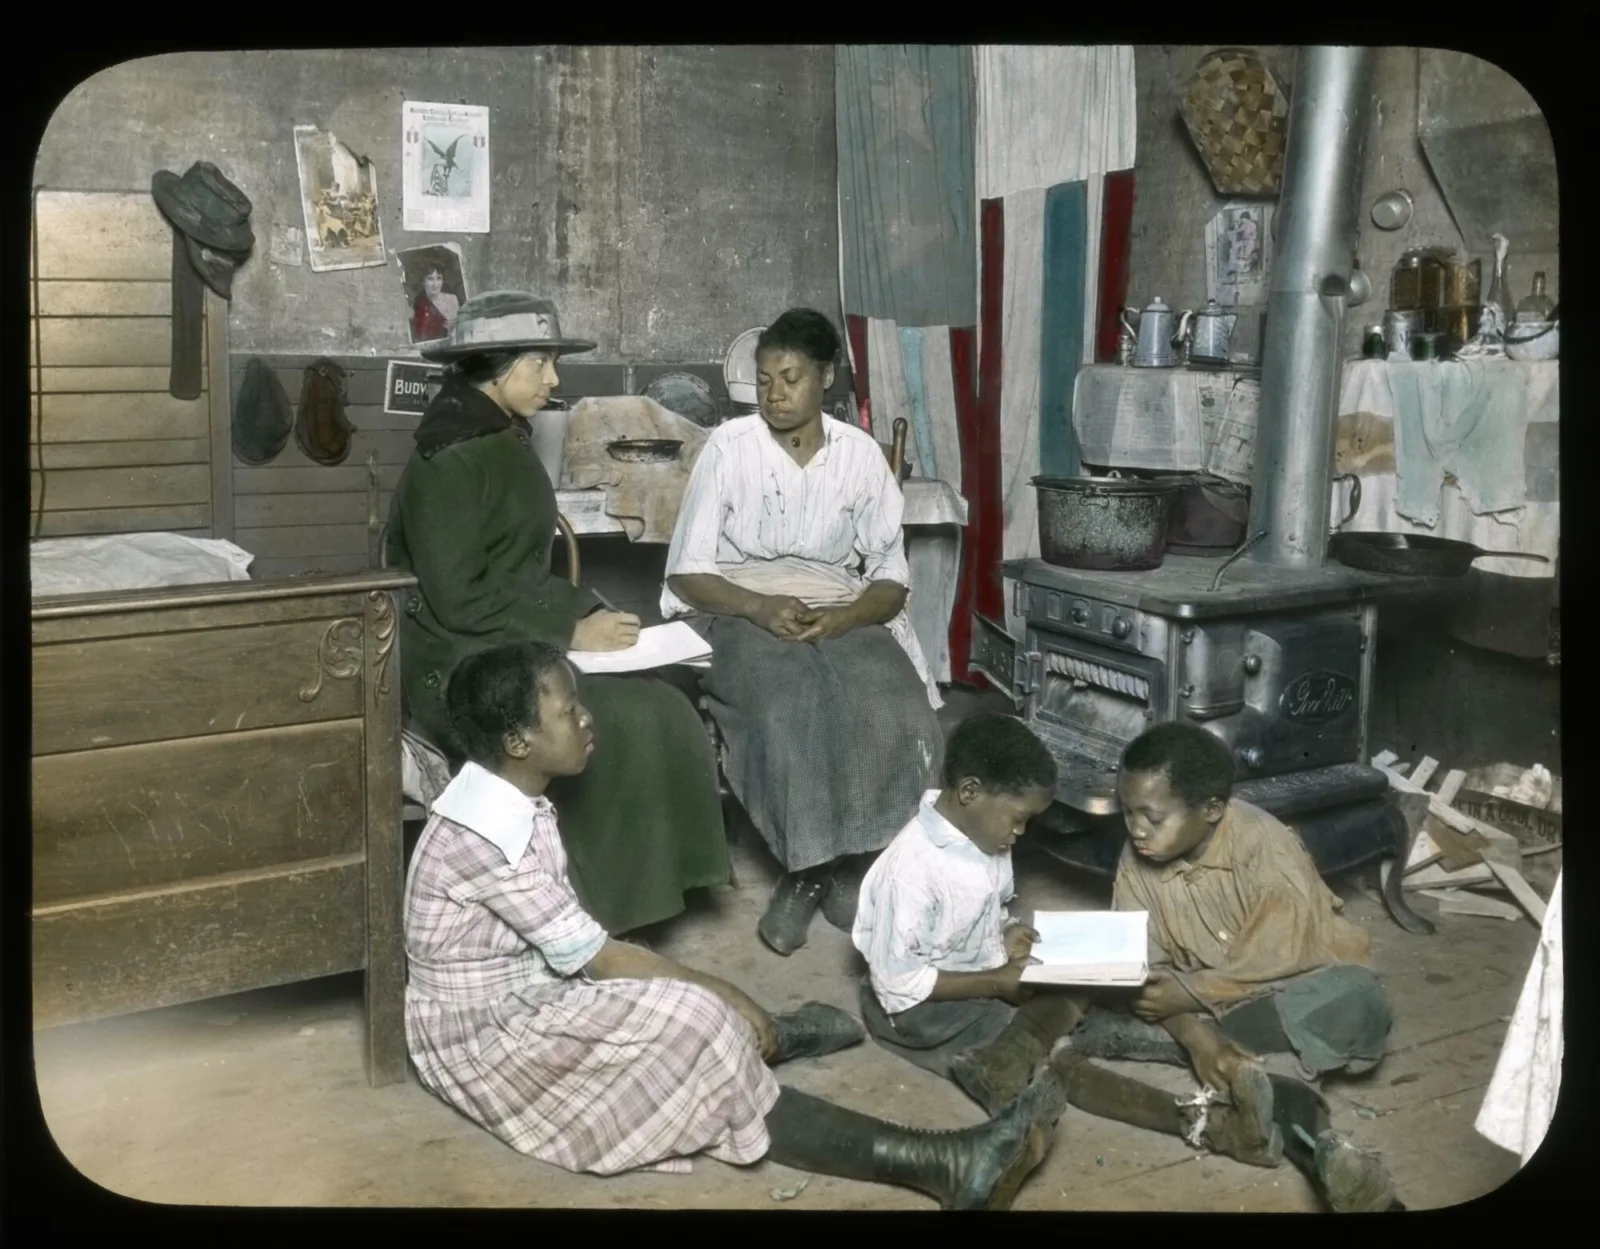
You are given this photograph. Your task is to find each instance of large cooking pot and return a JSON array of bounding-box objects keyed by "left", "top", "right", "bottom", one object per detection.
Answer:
[
  {"left": 1330, "top": 531, "right": 1551, "bottom": 578},
  {"left": 1119, "top": 469, "right": 1251, "bottom": 552},
  {"left": 1033, "top": 472, "right": 1182, "bottom": 571}
]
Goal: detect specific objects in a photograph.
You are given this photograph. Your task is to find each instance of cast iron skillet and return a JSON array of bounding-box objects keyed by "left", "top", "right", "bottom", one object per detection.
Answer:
[{"left": 1330, "top": 531, "right": 1550, "bottom": 578}]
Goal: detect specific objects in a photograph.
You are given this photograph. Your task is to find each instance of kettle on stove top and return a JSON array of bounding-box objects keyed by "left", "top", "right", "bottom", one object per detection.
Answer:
[
  {"left": 1119, "top": 297, "right": 1187, "bottom": 368},
  {"left": 1187, "top": 299, "right": 1238, "bottom": 368}
]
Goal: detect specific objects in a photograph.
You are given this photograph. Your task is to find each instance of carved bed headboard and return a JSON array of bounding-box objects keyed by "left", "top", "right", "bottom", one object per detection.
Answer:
[{"left": 29, "top": 189, "right": 233, "bottom": 541}]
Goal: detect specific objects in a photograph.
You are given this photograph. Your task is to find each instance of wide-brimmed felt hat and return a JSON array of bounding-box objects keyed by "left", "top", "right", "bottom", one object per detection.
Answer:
[
  {"left": 419, "top": 291, "right": 596, "bottom": 363},
  {"left": 152, "top": 161, "right": 255, "bottom": 252}
]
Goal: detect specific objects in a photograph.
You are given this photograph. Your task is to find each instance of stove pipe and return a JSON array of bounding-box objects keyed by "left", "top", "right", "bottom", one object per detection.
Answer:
[{"left": 1248, "top": 47, "right": 1376, "bottom": 569}]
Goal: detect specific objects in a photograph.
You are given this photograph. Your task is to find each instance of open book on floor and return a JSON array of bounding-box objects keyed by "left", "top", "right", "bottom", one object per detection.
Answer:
[
  {"left": 568, "top": 620, "right": 713, "bottom": 674},
  {"left": 1020, "top": 910, "right": 1150, "bottom": 987}
]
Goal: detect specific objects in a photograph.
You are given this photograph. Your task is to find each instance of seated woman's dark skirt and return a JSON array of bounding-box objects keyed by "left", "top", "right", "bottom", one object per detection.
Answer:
[{"left": 696, "top": 616, "right": 943, "bottom": 874}]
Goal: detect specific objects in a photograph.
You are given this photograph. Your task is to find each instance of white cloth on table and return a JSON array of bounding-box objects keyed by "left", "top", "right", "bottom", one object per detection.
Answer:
[
  {"left": 1475, "top": 871, "right": 1562, "bottom": 1166},
  {"left": 661, "top": 413, "right": 938, "bottom": 706},
  {"left": 852, "top": 790, "right": 1014, "bottom": 1014},
  {"left": 30, "top": 532, "right": 254, "bottom": 597},
  {"left": 404, "top": 761, "right": 780, "bottom": 1176}
]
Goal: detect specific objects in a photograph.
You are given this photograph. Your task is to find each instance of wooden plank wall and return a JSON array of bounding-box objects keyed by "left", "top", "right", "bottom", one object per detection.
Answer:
[
  {"left": 228, "top": 356, "right": 856, "bottom": 580},
  {"left": 28, "top": 191, "right": 232, "bottom": 540}
]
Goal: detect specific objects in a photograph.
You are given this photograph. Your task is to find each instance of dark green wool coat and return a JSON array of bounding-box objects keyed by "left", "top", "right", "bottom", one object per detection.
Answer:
[{"left": 387, "top": 378, "right": 729, "bottom": 933}]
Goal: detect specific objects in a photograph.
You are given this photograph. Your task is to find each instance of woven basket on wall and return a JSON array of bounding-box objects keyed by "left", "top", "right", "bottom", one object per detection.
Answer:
[{"left": 1179, "top": 48, "right": 1290, "bottom": 196}]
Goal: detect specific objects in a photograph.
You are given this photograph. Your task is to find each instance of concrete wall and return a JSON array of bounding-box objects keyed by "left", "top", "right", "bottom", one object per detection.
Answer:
[
  {"left": 1124, "top": 47, "right": 1558, "bottom": 357},
  {"left": 35, "top": 48, "right": 841, "bottom": 362}
]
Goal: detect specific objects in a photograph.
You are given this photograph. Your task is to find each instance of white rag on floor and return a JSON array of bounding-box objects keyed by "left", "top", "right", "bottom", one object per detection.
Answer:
[{"left": 1475, "top": 871, "right": 1562, "bottom": 1165}]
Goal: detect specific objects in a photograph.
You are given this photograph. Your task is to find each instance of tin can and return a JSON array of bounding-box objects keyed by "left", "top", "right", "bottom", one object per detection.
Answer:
[
  {"left": 1116, "top": 330, "right": 1137, "bottom": 366},
  {"left": 1410, "top": 332, "right": 1442, "bottom": 361},
  {"left": 1362, "top": 325, "right": 1386, "bottom": 359},
  {"left": 1384, "top": 309, "right": 1425, "bottom": 360}
]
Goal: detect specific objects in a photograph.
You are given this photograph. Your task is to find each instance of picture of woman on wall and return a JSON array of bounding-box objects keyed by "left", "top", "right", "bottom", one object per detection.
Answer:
[{"left": 400, "top": 244, "right": 468, "bottom": 346}]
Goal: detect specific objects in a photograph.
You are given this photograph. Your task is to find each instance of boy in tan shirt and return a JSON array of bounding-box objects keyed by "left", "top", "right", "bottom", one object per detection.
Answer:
[{"left": 1056, "top": 722, "right": 1403, "bottom": 1212}]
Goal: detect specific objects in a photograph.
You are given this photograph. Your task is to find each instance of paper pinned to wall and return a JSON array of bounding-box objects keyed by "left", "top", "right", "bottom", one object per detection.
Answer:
[
  {"left": 1205, "top": 202, "right": 1274, "bottom": 306},
  {"left": 403, "top": 101, "right": 491, "bottom": 234},
  {"left": 294, "top": 126, "right": 387, "bottom": 273}
]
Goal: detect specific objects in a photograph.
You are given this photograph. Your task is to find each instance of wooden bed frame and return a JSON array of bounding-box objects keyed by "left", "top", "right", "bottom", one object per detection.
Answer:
[
  {"left": 30, "top": 190, "right": 414, "bottom": 1086},
  {"left": 31, "top": 573, "right": 415, "bottom": 1086}
]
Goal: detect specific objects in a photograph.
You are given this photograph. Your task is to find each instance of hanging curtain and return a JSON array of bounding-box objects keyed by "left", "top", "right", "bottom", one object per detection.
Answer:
[
  {"left": 836, "top": 46, "right": 978, "bottom": 683},
  {"left": 974, "top": 46, "right": 1138, "bottom": 561}
]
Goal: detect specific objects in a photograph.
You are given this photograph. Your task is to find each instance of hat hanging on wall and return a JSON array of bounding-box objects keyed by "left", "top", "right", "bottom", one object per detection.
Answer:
[
  {"left": 152, "top": 160, "right": 257, "bottom": 399},
  {"left": 1179, "top": 49, "right": 1290, "bottom": 196},
  {"left": 296, "top": 359, "right": 356, "bottom": 466},
  {"left": 233, "top": 358, "right": 295, "bottom": 465}
]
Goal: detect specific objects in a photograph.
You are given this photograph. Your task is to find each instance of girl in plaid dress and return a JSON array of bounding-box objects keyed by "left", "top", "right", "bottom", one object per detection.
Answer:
[{"left": 403, "top": 641, "right": 1067, "bottom": 1207}]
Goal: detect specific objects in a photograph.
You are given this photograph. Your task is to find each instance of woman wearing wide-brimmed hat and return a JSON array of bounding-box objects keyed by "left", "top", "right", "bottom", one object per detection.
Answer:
[{"left": 386, "top": 292, "right": 730, "bottom": 935}]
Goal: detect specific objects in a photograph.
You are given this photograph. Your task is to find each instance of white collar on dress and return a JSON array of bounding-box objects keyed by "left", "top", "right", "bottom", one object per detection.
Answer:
[{"left": 431, "top": 761, "right": 552, "bottom": 866}]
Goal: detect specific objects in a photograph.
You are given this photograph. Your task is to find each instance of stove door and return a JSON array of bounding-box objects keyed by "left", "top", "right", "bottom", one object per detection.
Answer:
[{"left": 968, "top": 613, "right": 1027, "bottom": 707}]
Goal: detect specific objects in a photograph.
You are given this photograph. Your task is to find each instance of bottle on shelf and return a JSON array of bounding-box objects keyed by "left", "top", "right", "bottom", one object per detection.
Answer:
[{"left": 1516, "top": 272, "right": 1555, "bottom": 324}]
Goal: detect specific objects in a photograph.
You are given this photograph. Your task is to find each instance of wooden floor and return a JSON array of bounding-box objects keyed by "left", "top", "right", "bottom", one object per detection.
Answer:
[{"left": 30, "top": 821, "right": 1540, "bottom": 1212}]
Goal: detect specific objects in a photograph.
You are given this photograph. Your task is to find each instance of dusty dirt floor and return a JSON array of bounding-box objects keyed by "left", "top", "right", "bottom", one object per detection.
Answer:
[{"left": 31, "top": 692, "right": 1543, "bottom": 1213}]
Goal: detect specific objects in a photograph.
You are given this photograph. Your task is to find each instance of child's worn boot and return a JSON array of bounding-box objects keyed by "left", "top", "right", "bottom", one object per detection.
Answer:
[
  {"left": 764, "top": 1074, "right": 1067, "bottom": 1211},
  {"left": 950, "top": 995, "right": 1085, "bottom": 1115},
  {"left": 770, "top": 1002, "right": 867, "bottom": 1063},
  {"left": 1197, "top": 1062, "right": 1285, "bottom": 1168},
  {"left": 1312, "top": 1129, "right": 1400, "bottom": 1213}
]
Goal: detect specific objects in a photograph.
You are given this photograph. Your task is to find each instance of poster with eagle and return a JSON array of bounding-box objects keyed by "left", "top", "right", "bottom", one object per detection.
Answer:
[{"left": 402, "top": 101, "right": 490, "bottom": 234}]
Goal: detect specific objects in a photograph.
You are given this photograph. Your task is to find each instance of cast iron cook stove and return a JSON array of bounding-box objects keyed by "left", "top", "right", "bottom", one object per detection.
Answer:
[{"left": 971, "top": 553, "right": 1433, "bottom": 934}]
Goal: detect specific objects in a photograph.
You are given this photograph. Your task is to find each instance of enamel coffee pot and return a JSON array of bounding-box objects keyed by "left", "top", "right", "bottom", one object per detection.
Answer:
[
  {"left": 1188, "top": 299, "right": 1238, "bottom": 366},
  {"left": 1119, "top": 297, "right": 1182, "bottom": 368}
]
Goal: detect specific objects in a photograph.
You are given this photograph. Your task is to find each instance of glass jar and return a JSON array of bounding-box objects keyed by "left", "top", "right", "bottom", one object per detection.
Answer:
[
  {"left": 1391, "top": 248, "right": 1453, "bottom": 309},
  {"left": 1516, "top": 272, "right": 1556, "bottom": 323}
]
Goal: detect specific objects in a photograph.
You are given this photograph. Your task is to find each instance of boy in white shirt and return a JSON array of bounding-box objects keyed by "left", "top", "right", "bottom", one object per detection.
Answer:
[{"left": 855, "top": 713, "right": 1280, "bottom": 1169}]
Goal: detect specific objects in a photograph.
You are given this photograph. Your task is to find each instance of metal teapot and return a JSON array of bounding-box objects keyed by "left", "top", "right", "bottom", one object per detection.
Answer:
[
  {"left": 1188, "top": 299, "right": 1237, "bottom": 368},
  {"left": 1119, "top": 297, "right": 1185, "bottom": 368}
]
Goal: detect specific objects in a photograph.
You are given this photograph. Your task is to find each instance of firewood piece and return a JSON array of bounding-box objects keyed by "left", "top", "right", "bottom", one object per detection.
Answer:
[
  {"left": 1403, "top": 861, "right": 1495, "bottom": 891},
  {"left": 1419, "top": 890, "right": 1522, "bottom": 921},
  {"left": 1484, "top": 860, "right": 1547, "bottom": 925},
  {"left": 1410, "top": 757, "right": 1440, "bottom": 789},
  {"left": 1435, "top": 769, "right": 1468, "bottom": 806}
]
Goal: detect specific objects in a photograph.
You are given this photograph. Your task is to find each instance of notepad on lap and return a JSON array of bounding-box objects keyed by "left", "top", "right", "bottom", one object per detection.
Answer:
[
  {"left": 568, "top": 620, "right": 713, "bottom": 674},
  {"left": 1020, "top": 910, "right": 1150, "bottom": 987}
]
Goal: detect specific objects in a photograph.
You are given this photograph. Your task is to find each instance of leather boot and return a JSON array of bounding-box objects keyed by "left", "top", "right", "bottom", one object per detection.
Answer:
[
  {"left": 819, "top": 854, "right": 873, "bottom": 932},
  {"left": 1062, "top": 1008, "right": 1188, "bottom": 1065},
  {"left": 771, "top": 1003, "right": 867, "bottom": 1064},
  {"left": 1199, "top": 1061, "right": 1284, "bottom": 1168},
  {"left": 758, "top": 866, "right": 832, "bottom": 956},
  {"left": 1272, "top": 1074, "right": 1401, "bottom": 1212},
  {"left": 763, "top": 1075, "right": 1066, "bottom": 1211},
  {"left": 1049, "top": 1047, "right": 1191, "bottom": 1136},
  {"left": 950, "top": 995, "right": 1087, "bottom": 1115}
]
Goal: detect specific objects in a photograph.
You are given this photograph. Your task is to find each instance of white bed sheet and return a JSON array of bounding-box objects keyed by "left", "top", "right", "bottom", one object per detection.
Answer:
[{"left": 30, "top": 532, "right": 254, "bottom": 598}]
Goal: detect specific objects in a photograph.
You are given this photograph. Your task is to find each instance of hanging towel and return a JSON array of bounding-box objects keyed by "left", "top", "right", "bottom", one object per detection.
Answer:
[{"left": 1388, "top": 360, "right": 1530, "bottom": 526}]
